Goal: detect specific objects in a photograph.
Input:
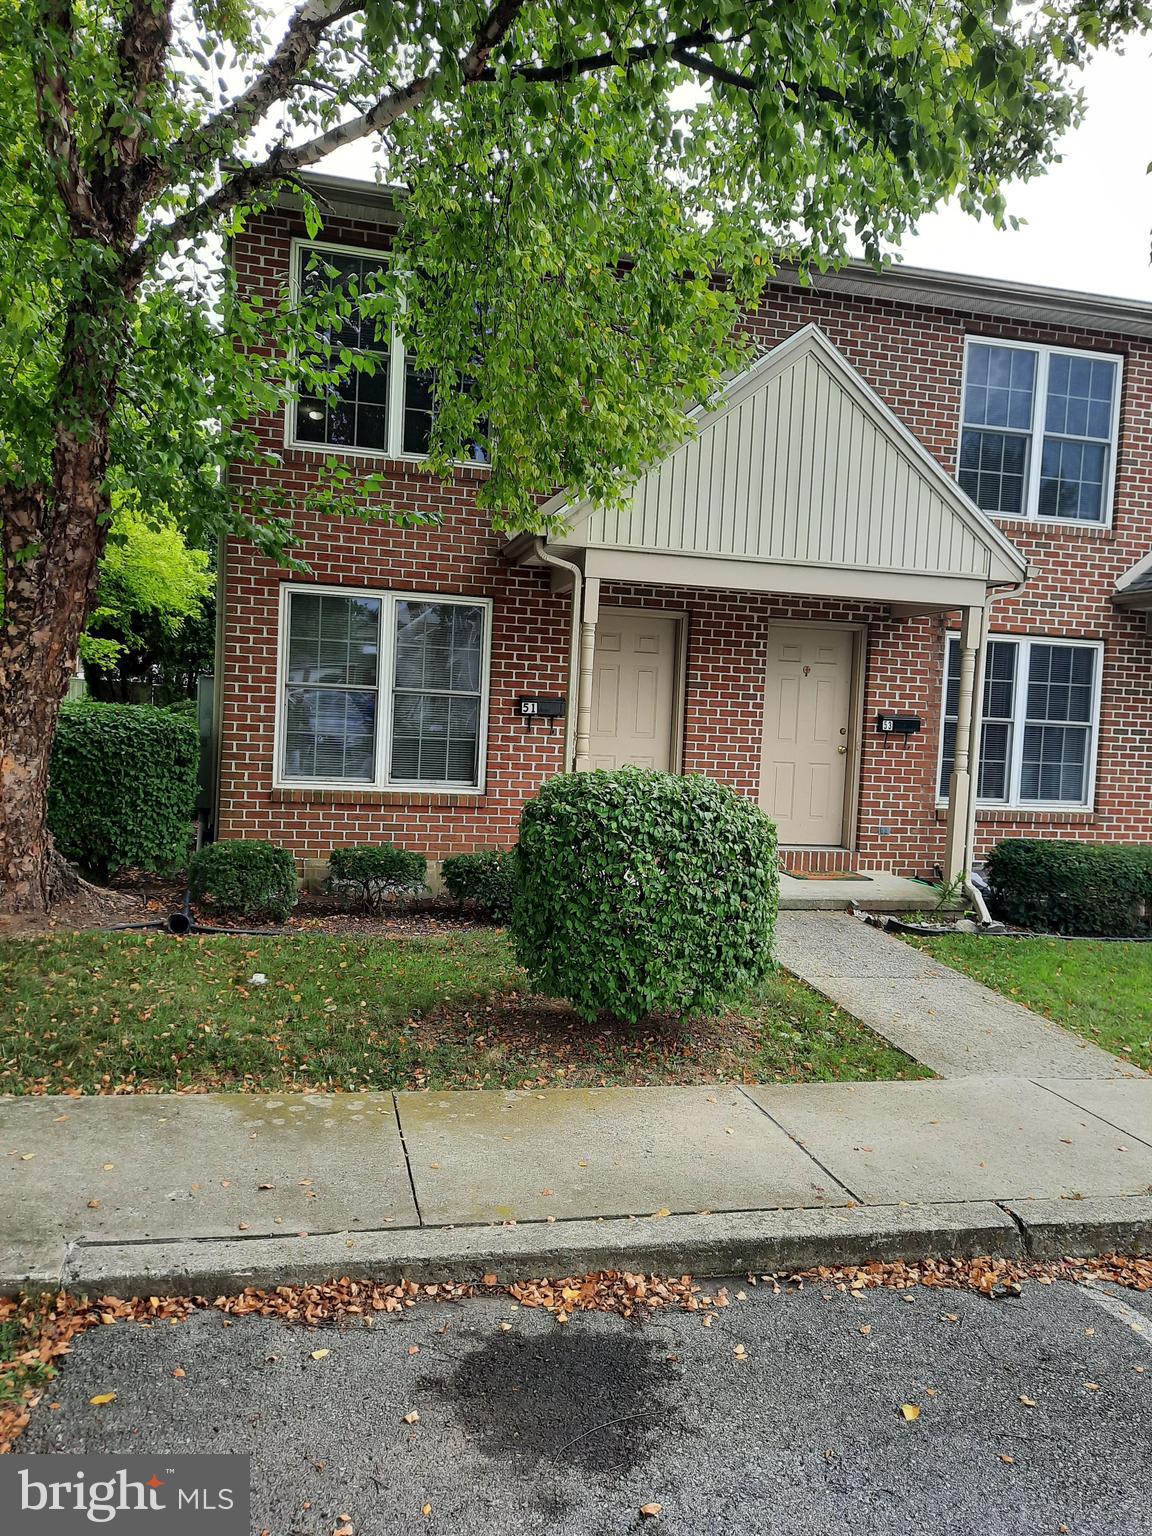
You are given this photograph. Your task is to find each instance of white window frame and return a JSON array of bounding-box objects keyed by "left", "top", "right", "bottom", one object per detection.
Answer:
[
  {"left": 936, "top": 633, "right": 1103, "bottom": 811},
  {"left": 285, "top": 238, "right": 440, "bottom": 463},
  {"left": 956, "top": 336, "right": 1123, "bottom": 528},
  {"left": 274, "top": 582, "right": 492, "bottom": 794}
]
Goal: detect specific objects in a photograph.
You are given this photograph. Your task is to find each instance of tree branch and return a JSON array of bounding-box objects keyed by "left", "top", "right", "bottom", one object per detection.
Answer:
[
  {"left": 133, "top": 0, "right": 532, "bottom": 266},
  {"left": 173, "top": 0, "right": 364, "bottom": 170},
  {"left": 31, "top": 0, "right": 111, "bottom": 240},
  {"left": 475, "top": 27, "right": 716, "bottom": 83}
]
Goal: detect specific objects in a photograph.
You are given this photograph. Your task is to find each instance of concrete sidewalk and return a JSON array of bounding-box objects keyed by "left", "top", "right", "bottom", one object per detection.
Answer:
[
  {"left": 775, "top": 911, "right": 1139, "bottom": 1079},
  {"left": 4, "top": 1076, "right": 1152, "bottom": 1295}
]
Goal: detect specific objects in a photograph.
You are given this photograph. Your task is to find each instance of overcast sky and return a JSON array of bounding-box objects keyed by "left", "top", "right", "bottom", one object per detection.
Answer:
[
  {"left": 898, "top": 43, "right": 1152, "bottom": 299},
  {"left": 318, "top": 37, "right": 1152, "bottom": 302}
]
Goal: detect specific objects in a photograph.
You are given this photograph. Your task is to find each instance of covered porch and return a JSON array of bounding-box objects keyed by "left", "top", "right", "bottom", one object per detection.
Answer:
[{"left": 506, "top": 325, "right": 1027, "bottom": 903}]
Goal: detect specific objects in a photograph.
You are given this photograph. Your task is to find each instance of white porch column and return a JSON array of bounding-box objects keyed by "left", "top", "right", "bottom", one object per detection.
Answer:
[
  {"left": 573, "top": 577, "right": 600, "bottom": 772},
  {"left": 943, "top": 604, "right": 985, "bottom": 885}
]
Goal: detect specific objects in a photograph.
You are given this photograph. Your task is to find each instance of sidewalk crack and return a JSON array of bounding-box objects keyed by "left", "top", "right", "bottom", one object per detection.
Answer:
[{"left": 392, "top": 1092, "right": 424, "bottom": 1226}]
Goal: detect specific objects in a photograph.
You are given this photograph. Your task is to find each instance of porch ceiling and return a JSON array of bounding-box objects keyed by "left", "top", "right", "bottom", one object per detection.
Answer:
[{"left": 507, "top": 324, "right": 1026, "bottom": 606}]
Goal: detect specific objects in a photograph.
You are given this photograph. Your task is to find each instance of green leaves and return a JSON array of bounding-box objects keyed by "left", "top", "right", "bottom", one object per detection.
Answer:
[
  {"left": 187, "top": 840, "right": 299, "bottom": 922},
  {"left": 512, "top": 767, "right": 779, "bottom": 1023},
  {"left": 47, "top": 702, "right": 199, "bottom": 879},
  {"left": 986, "top": 838, "right": 1152, "bottom": 936}
]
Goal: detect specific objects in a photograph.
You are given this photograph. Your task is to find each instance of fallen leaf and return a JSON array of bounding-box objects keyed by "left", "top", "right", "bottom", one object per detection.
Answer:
[
  {"left": 407, "top": 1345, "right": 420, "bottom": 1356},
  {"left": 900, "top": 1404, "right": 921, "bottom": 1422},
  {"left": 172, "top": 1367, "right": 186, "bottom": 1379},
  {"left": 19, "top": 1153, "right": 34, "bottom": 1161},
  {"left": 499, "top": 1322, "right": 512, "bottom": 1333},
  {"left": 482, "top": 1274, "right": 497, "bottom": 1287},
  {"left": 87, "top": 1199, "right": 101, "bottom": 1209},
  {"left": 1018, "top": 1395, "right": 1036, "bottom": 1407},
  {"left": 310, "top": 1349, "right": 330, "bottom": 1361},
  {"left": 733, "top": 1344, "right": 747, "bottom": 1359},
  {"left": 640, "top": 1504, "right": 663, "bottom": 1519},
  {"left": 999, "top": 1455, "right": 1015, "bottom": 1465},
  {"left": 1084, "top": 1382, "right": 1100, "bottom": 1392},
  {"left": 422, "top": 1505, "right": 432, "bottom": 1518},
  {"left": 102, "top": 1163, "right": 114, "bottom": 1171},
  {"left": 858, "top": 1324, "right": 872, "bottom": 1336},
  {"left": 652, "top": 1208, "right": 671, "bottom": 1220},
  {"left": 403, "top": 1411, "right": 420, "bottom": 1424},
  {"left": 89, "top": 1392, "right": 116, "bottom": 1406}
]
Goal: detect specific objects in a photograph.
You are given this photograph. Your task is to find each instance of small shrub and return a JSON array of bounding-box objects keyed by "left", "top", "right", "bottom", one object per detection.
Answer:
[
  {"left": 327, "top": 843, "right": 427, "bottom": 913},
  {"left": 441, "top": 848, "right": 517, "bottom": 923},
  {"left": 512, "top": 767, "right": 778, "bottom": 1023},
  {"left": 986, "top": 838, "right": 1152, "bottom": 936},
  {"left": 48, "top": 701, "right": 198, "bottom": 879},
  {"left": 188, "top": 840, "right": 298, "bottom": 922}
]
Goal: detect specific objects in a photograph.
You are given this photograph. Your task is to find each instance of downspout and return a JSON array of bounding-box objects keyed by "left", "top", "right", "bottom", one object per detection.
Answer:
[{"left": 530, "top": 537, "right": 582, "bottom": 772}]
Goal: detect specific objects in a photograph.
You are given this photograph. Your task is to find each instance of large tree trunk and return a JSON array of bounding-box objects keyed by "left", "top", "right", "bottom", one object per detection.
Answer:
[{"left": 0, "top": 426, "right": 112, "bottom": 913}]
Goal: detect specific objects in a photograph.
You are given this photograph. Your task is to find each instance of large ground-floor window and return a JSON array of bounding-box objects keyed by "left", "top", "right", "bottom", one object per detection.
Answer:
[
  {"left": 938, "top": 634, "right": 1102, "bottom": 808},
  {"left": 276, "top": 584, "right": 491, "bottom": 792}
]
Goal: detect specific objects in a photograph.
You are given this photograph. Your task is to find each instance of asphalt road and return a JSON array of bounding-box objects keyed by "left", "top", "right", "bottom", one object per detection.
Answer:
[{"left": 20, "top": 1278, "right": 1152, "bottom": 1535}]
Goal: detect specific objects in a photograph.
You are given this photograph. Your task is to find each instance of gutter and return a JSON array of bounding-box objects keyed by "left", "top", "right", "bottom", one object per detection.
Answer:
[{"left": 529, "top": 538, "right": 582, "bottom": 772}]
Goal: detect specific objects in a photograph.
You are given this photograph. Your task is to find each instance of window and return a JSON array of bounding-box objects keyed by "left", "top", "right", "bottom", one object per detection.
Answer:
[
  {"left": 278, "top": 586, "right": 490, "bottom": 791},
  {"left": 290, "top": 241, "right": 488, "bottom": 462},
  {"left": 958, "top": 340, "right": 1120, "bottom": 524},
  {"left": 938, "top": 636, "right": 1101, "bottom": 808}
]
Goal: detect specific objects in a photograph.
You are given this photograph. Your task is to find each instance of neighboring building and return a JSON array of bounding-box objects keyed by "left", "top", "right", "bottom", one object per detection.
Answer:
[{"left": 215, "top": 171, "right": 1152, "bottom": 883}]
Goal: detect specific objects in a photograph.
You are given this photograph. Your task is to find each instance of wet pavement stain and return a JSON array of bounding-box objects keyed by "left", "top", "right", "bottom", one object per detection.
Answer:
[{"left": 418, "top": 1324, "right": 689, "bottom": 1517}]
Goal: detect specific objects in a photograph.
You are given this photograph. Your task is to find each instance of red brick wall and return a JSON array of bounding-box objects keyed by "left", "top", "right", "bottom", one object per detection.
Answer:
[{"left": 217, "top": 205, "right": 1152, "bottom": 876}]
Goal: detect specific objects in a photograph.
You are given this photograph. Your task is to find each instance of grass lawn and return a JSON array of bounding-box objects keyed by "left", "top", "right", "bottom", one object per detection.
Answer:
[
  {"left": 905, "top": 934, "right": 1152, "bottom": 1069},
  {"left": 0, "top": 930, "right": 929, "bottom": 1094}
]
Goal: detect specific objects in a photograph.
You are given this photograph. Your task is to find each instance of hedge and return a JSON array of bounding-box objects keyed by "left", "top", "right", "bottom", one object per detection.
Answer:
[
  {"left": 986, "top": 838, "right": 1152, "bottom": 936},
  {"left": 48, "top": 700, "right": 198, "bottom": 879},
  {"left": 327, "top": 843, "right": 427, "bottom": 913},
  {"left": 188, "top": 840, "right": 298, "bottom": 922},
  {"left": 441, "top": 848, "right": 517, "bottom": 923},
  {"left": 512, "top": 767, "right": 778, "bottom": 1022}
]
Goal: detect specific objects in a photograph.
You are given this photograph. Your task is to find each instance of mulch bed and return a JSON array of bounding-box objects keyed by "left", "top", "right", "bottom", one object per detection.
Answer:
[{"left": 0, "top": 873, "right": 481, "bottom": 941}]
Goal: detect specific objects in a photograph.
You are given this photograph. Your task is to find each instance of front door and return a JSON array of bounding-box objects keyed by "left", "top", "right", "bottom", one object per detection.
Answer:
[
  {"left": 760, "top": 625, "right": 855, "bottom": 844},
  {"left": 588, "top": 609, "right": 679, "bottom": 771}
]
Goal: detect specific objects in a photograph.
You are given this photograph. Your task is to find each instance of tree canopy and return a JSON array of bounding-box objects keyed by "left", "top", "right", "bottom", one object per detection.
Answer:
[{"left": 4, "top": 0, "right": 1146, "bottom": 548}]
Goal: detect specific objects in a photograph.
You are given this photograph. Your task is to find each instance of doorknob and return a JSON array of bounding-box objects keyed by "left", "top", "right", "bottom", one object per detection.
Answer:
[{"left": 837, "top": 745, "right": 848, "bottom": 755}]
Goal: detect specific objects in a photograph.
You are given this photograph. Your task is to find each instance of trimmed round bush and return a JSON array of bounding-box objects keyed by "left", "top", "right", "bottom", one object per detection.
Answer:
[
  {"left": 327, "top": 843, "right": 427, "bottom": 913},
  {"left": 986, "top": 838, "right": 1152, "bottom": 936},
  {"left": 188, "top": 840, "right": 298, "bottom": 922},
  {"left": 441, "top": 848, "right": 517, "bottom": 923},
  {"left": 512, "top": 767, "right": 778, "bottom": 1023},
  {"left": 48, "top": 700, "right": 198, "bottom": 879}
]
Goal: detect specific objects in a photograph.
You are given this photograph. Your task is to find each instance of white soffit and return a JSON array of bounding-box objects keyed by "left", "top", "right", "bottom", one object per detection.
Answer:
[{"left": 548, "top": 324, "right": 1026, "bottom": 589}]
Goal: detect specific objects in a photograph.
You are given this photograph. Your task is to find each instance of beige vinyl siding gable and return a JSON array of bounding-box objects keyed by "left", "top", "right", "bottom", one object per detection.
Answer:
[{"left": 566, "top": 326, "right": 1023, "bottom": 589}]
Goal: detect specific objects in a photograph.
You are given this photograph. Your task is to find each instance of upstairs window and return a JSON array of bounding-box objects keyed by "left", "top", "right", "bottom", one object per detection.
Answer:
[
  {"left": 938, "top": 635, "right": 1102, "bottom": 808},
  {"left": 290, "top": 241, "right": 488, "bottom": 462},
  {"left": 959, "top": 340, "right": 1121, "bottom": 524}
]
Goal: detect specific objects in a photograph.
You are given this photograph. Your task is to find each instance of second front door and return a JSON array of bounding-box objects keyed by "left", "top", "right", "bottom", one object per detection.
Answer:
[{"left": 760, "top": 625, "right": 855, "bottom": 844}]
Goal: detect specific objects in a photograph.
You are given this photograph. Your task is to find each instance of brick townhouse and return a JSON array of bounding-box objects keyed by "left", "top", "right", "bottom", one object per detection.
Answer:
[{"left": 213, "top": 169, "right": 1152, "bottom": 889}]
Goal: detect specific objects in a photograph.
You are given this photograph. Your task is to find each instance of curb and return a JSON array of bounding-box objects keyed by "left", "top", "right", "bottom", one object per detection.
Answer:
[
  {"left": 1005, "top": 1196, "right": 1152, "bottom": 1261},
  {"left": 45, "top": 1204, "right": 1023, "bottom": 1298}
]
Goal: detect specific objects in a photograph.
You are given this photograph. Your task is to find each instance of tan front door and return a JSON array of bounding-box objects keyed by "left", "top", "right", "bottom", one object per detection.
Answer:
[
  {"left": 760, "top": 626, "right": 855, "bottom": 844},
  {"left": 588, "top": 610, "right": 679, "bottom": 771}
]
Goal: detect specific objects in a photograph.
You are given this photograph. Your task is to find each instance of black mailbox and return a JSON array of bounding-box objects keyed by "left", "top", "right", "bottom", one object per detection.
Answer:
[
  {"left": 876, "top": 713, "right": 922, "bottom": 735},
  {"left": 517, "top": 696, "right": 566, "bottom": 718}
]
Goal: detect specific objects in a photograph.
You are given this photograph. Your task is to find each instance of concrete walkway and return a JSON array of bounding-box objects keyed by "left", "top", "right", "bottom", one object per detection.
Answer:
[
  {"left": 775, "top": 910, "right": 1139, "bottom": 1079},
  {"left": 4, "top": 1077, "right": 1152, "bottom": 1295}
]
